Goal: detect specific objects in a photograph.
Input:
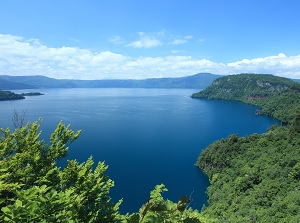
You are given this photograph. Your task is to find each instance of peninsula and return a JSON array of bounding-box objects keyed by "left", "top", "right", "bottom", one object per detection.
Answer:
[
  {"left": 192, "top": 73, "right": 300, "bottom": 123},
  {"left": 0, "top": 90, "right": 24, "bottom": 101},
  {"left": 0, "top": 90, "right": 43, "bottom": 101},
  {"left": 192, "top": 73, "right": 300, "bottom": 222}
]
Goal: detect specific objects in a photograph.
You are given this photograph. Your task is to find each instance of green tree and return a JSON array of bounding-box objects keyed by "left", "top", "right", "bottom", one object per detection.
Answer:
[
  {"left": 124, "top": 184, "right": 208, "bottom": 223},
  {"left": 0, "top": 120, "right": 121, "bottom": 222}
]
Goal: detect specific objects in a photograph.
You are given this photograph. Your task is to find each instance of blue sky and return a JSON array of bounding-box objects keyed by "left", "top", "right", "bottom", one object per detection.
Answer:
[{"left": 0, "top": 0, "right": 300, "bottom": 79}]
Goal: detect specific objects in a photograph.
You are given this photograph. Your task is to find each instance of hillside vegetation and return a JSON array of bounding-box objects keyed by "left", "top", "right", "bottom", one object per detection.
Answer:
[
  {"left": 191, "top": 73, "right": 300, "bottom": 123},
  {"left": 193, "top": 74, "right": 300, "bottom": 222}
]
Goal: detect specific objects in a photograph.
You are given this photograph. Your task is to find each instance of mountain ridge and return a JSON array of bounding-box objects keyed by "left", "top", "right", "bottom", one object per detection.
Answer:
[{"left": 0, "top": 73, "right": 222, "bottom": 90}]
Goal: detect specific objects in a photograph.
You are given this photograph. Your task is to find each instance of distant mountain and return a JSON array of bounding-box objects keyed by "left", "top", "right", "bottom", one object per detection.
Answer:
[
  {"left": 0, "top": 77, "right": 37, "bottom": 90},
  {"left": 0, "top": 75, "right": 74, "bottom": 89},
  {"left": 0, "top": 73, "right": 222, "bottom": 90},
  {"left": 294, "top": 79, "right": 300, "bottom": 83}
]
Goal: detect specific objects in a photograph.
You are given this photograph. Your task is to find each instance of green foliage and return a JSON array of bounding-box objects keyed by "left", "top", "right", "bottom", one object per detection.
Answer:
[
  {"left": 192, "top": 73, "right": 296, "bottom": 100},
  {"left": 197, "top": 125, "right": 300, "bottom": 222},
  {"left": 290, "top": 106, "right": 300, "bottom": 133},
  {"left": 1, "top": 185, "right": 77, "bottom": 222},
  {"left": 193, "top": 74, "right": 300, "bottom": 222},
  {"left": 0, "top": 119, "right": 214, "bottom": 222},
  {"left": 123, "top": 184, "right": 210, "bottom": 223},
  {"left": 0, "top": 120, "right": 121, "bottom": 222},
  {"left": 192, "top": 73, "right": 300, "bottom": 123}
]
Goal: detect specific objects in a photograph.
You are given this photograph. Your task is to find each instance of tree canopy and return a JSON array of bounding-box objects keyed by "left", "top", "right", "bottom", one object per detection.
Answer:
[
  {"left": 197, "top": 124, "right": 300, "bottom": 222},
  {"left": 0, "top": 120, "right": 122, "bottom": 222}
]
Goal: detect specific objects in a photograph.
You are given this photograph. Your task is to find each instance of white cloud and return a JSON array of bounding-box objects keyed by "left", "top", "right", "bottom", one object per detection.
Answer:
[
  {"left": 109, "top": 35, "right": 125, "bottom": 45},
  {"left": 126, "top": 32, "right": 162, "bottom": 48},
  {"left": 170, "top": 39, "right": 187, "bottom": 45},
  {"left": 169, "top": 35, "right": 193, "bottom": 45},
  {"left": 227, "top": 53, "right": 300, "bottom": 79},
  {"left": 0, "top": 34, "right": 300, "bottom": 80},
  {"left": 171, "top": 50, "right": 188, "bottom": 54},
  {"left": 184, "top": 36, "right": 193, "bottom": 40},
  {"left": 112, "top": 32, "right": 194, "bottom": 48}
]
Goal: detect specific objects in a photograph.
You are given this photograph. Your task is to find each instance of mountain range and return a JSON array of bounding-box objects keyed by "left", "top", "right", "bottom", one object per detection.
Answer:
[{"left": 0, "top": 73, "right": 221, "bottom": 90}]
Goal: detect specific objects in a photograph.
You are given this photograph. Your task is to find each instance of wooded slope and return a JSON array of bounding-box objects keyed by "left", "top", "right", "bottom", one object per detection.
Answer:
[{"left": 193, "top": 73, "right": 300, "bottom": 222}]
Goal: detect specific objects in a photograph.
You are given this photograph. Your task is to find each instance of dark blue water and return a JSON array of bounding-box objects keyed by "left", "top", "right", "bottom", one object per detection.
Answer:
[{"left": 0, "top": 88, "right": 279, "bottom": 213}]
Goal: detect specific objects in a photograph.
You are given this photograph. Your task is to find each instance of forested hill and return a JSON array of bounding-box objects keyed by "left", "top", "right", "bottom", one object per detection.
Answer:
[
  {"left": 191, "top": 73, "right": 300, "bottom": 123},
  {"left": 0, "top": 90, "right": 24, "bottom": 101},
  {"left": 193, "top": 74, "right": 300, "bottom": 222},
  {"left": 0, "top": 90, "right": 43, "bottom": 101}
]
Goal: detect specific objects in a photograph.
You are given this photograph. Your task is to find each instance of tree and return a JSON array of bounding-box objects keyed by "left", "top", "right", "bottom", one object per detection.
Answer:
[
  {"left": 290, "top": 105, "right": 300, "bottom": 133},
  {"left": 0, "top": 120, "right": 121, "bottom": 222},
  {"left": 12, "top": 109, "right": 27, "bottom": 128},
  {"left": 124, "top": 184, "right": 207, "bottom": 223}
]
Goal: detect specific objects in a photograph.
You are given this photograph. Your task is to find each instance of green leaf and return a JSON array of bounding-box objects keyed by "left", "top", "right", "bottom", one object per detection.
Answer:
[{"left": 15, "top": 199, "right": 22, "bottom": 208}]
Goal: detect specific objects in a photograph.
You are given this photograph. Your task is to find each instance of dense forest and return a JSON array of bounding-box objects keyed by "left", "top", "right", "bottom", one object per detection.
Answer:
[
  {"left": 193, "top": 73, "right": 300, "bottom": 222},
  {"left": 1, "top": 73, "right": 300, "bottom": 222}
]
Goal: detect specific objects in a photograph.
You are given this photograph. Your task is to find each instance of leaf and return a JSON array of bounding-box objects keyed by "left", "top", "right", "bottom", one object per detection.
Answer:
[
  {"left": 126, "top": 213, "right": 140, "bottom": 223},
  {"left": 165, "top": 200, "right": 176, "bottom": 211},
  {"left": 15, "top": 199, "right": 22, "bottom": 208},
  {"left": 1, "top": 206, "right": 11, "bottom": 214}
]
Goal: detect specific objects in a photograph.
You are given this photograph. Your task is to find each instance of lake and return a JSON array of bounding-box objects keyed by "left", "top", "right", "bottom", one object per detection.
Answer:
[{"left": 0, "top": 88, "right": 279, "bottom": 213}]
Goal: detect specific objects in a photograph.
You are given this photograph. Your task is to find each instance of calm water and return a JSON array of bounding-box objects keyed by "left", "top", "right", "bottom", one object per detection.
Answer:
[{"left": 0, "top": 88, "right": 279, "bottom": 213}]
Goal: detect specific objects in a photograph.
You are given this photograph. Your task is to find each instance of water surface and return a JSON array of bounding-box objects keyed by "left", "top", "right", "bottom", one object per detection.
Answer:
[{"left": 0, "top": 88, "right": 279, "bottom": 213}]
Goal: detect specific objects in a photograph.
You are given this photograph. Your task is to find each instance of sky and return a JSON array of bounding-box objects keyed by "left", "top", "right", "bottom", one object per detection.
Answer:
[{"left": 0, "top": 0, "right": 300, "bottom": 80}]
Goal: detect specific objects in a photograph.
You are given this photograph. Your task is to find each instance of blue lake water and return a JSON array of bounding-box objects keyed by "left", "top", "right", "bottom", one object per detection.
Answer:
[{"left": 0, "top": 88, "right": 279, "bottom": 213}]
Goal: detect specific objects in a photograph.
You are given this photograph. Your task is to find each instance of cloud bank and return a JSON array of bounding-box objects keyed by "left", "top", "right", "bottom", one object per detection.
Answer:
[{"left": 0, "top": 34, "right": 300, "bottom": 80}]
